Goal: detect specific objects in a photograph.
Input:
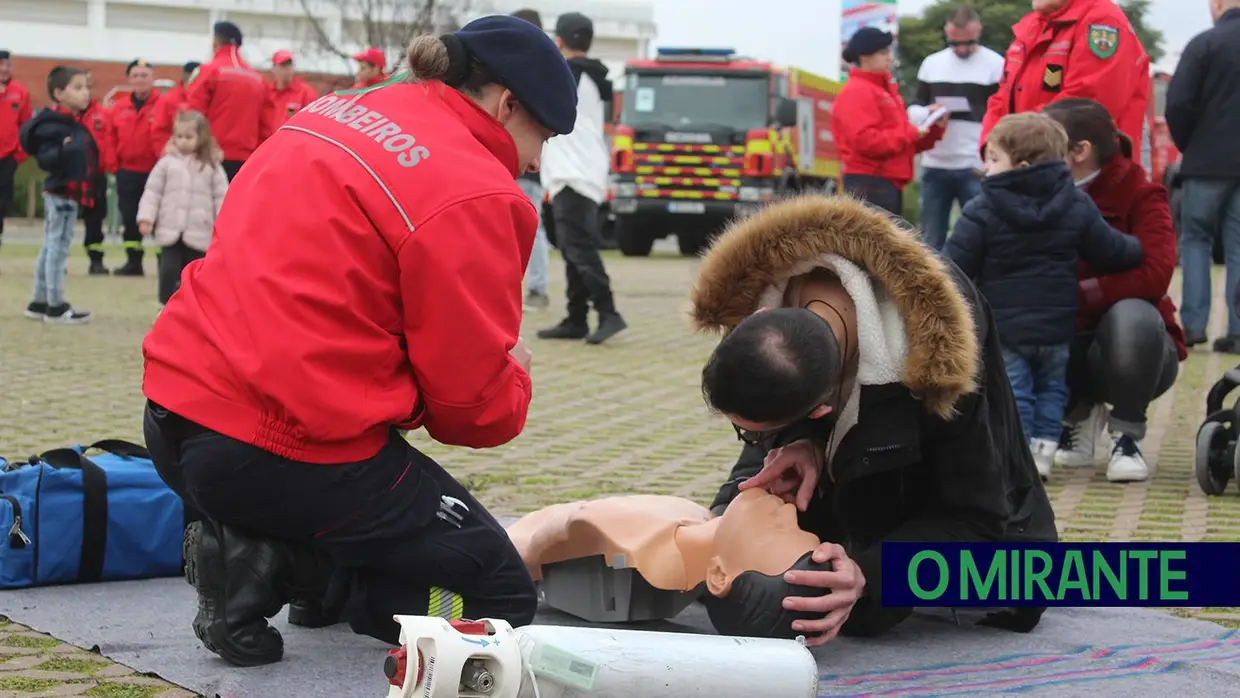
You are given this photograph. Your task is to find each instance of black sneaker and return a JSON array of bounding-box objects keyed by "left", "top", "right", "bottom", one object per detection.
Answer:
[
  {"left": 112, "top": 260, "right": 144, "bottom": 277},
  {"left": 1185, "top": 330, "right": 1208, "bottom": 347},
  {"left": 24, "top": 302, "right": 47, "bottom": 320},
  {"left": 586, "top": 313, "right": 627, "bottom": 345},
  {"left": 43, "top": 304, "right": 91, "bottom": 325},
  {"left": 1212, "top": 336, "right": 1240, "bottom": 355},
  {"left": 88, "top": 259, "right": 110, "bottom": 275},
  {"left": 537, "top": 318, "right": 589, "bottom": 340},
  {"left": 523, "top": 291, "right": 550, "bottom": 311}
]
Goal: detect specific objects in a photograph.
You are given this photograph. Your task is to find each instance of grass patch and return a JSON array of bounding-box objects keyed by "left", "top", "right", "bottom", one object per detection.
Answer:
[
  {"left": 86, "top": 684, "right": 163, "bottom": 698},
  {"left": 0, "top": 676, "right": 65, "bottom": 692},
  {"left": 36, "top": 657, "right": 107, "bottom": 674},
  {"left": 1, "top": 634, "right": 60, "bottom": 649}
]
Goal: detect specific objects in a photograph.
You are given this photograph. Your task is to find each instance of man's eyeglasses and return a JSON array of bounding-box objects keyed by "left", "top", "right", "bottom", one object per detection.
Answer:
[
  {"left": 948, "top": 40, "right": 980, "bottom": 47},
  {"left": 733, "top": 422, "right": 781, "bottom": 449}
]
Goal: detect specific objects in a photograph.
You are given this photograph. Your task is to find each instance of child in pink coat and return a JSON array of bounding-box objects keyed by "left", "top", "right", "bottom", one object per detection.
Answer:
[{"left": 137, "top": 110, "right": 229, "bottom": 304}]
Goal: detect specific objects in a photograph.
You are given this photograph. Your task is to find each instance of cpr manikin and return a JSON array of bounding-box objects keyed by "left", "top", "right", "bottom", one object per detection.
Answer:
[{"left": 506, "top": 488, "right": 833, "bottom": 639}]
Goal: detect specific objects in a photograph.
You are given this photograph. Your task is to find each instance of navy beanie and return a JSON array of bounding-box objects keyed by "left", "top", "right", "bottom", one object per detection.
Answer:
[
  {"left": 843, "top": 27, "right": 893, "bottom": 64},
  {"left": 450, "top": 15, "right": 578, "bottom": 135}
]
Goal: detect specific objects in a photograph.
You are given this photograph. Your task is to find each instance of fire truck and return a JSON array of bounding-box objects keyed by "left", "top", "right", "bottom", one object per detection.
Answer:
[{"left": 608, "top": 48, "right": 843, "bottom": 256}]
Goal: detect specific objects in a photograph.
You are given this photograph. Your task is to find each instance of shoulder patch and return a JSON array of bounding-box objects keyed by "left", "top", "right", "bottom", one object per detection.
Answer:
[{"left": 1088, "top": 24, "right": 1119, "bottom": 59}]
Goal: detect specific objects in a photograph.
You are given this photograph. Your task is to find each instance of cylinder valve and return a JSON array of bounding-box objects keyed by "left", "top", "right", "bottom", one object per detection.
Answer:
[{"left": 384, "top": 646, "right": 423, "bottom": 688}]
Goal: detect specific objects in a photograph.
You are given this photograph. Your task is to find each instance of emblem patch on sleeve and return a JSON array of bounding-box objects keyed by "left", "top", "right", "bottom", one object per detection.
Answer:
[
  {"left": 1088, "top": 24, "right": 1119, "bottom": 59},
  {"left": 1043, "top": 64, "right": 1064, "bottom": 91}
]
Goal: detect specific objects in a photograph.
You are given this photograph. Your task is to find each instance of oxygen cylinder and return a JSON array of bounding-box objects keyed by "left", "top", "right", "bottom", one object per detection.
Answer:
[{"left": 384, "top": 615, "right": 819, "bottom": 698}]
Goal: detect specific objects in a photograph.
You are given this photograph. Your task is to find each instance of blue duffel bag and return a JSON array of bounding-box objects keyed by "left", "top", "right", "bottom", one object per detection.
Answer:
[{"left": 0, "top": 439, "right": 186, "bottom": 589}]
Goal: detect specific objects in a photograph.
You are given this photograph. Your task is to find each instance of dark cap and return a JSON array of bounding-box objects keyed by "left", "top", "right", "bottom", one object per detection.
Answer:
[
  {"left": 126, "top": 59, "right": 152, "bottom": 75},
  {"left": 182, "top": 61, "right": 201, "bottom": 74},
  {"left": 451, "top": 15, "right": 578, "bottom": 135},
  {"left": 0, "top": 51, "right": 10, "bottom": 61},
  {"left": 555, "top": 12, "right": 593, "bottom": 44},
  {"left": 842, "top": 27, "right": 893, "bottom": 64},
  {"left": 213, "top": 21, "right": 243, "bottom": 47}
]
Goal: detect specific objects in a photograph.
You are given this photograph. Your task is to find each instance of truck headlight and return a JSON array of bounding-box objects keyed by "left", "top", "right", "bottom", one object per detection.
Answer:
[
  {"left": 614, "top": 182, "right": 638, "bottom": 198},
  {"left": 738, "top": 186, "right": 761, "bottom": 202}
]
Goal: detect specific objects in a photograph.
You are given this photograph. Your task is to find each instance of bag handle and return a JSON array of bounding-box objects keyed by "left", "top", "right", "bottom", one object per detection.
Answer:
[
  {"left": 35, "top": 449, "right": 109, "bottom": 584},
  {"left": 85, "top": 439, "right": 150, "bottom": 460}
]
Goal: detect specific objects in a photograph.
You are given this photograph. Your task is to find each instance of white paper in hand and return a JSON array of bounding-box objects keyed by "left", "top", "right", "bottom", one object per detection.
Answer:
[
  {"left": 936, "top": 96, "right": 971, "bottom": 113},
  {"left": 922, "top": 106, "right": 950, "bottom": 128}
]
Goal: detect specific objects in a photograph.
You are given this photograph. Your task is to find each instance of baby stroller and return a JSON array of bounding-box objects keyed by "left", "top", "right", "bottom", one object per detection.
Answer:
[{"left": 1195, "top": 280, "right": 1240, "bottom": 495}]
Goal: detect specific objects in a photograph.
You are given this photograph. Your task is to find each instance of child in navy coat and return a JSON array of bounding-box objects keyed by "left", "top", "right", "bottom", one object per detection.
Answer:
[{"left": 945, "top": 112, "right": 1143, "bottom": 479}]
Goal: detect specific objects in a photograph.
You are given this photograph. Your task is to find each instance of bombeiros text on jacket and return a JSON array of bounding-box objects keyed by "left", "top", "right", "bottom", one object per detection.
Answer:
[{"left": 301, "top": 93, "right": 431, "bottom": 168}]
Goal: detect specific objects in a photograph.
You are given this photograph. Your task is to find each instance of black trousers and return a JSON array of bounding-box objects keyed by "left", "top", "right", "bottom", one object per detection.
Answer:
[
  {"left": 1065, "top": 299, "right": 1179, "bottom": 440},
  {"left": 82, "top": 173, "right": 108, "bottom": 259},
  {"left": 142, "top": 404, "right": 538, "bottom": 645},
  {"left": 222, "top": 160, "right": 243, "bottom": 182},
  {"left": 116, "top": 169, "right": 149, "bottom": 258},
  {"left": 552, "top": 187, "right": 615, "bottom": 322},
  {"left": 0, "top": 155, "right": 16, "bottom": 243},
  {"left": 158, "top": 240, "right": 206, "bottom": 305},
  {"left": 842, "top": 174, "right": 903, "bottom": 217}
]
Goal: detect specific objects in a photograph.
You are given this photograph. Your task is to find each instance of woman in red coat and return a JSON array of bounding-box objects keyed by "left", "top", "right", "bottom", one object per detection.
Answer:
[
  {"left": 831, "top": 27, "right": 944, "bottom": 216},
  {"left": 1043, "top": 99, "right": 1187, "bottom": 483}
]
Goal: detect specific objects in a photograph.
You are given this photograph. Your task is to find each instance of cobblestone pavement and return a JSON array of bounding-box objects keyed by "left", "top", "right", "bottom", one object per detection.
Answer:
[{"left": 2, "top": 233, "right": 1239, "bottom": 695}]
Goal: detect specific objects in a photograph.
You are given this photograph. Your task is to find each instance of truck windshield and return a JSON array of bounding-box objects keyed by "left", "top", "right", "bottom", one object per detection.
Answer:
[{"left": 622, "top": 72, "right": 770, "bottom": 132}]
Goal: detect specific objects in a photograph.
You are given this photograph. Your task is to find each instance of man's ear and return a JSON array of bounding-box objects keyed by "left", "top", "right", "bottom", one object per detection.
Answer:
[
  {"left": 706, "top": 556, "right": 733, "bottom": 598},
  {"left": 809, "top": 404, "right": 832, "bottom": 420}
]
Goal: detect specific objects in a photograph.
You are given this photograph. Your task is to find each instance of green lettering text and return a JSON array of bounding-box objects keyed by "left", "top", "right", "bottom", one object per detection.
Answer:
[
  {"left": 962, "top": 550, "right": 1005, "bottom": 601},
  {"left": 1092, "top": 550, "right": 1126, "bottom": 599},
  {"left": 909, "top": 551, "right": 949, "bottom": 600},
  {"left": 1058, "top": 550, "right": 1090, "bottom": 601},
  {"left": 1129, "top": 551, "right": 1158, "bottom": 600},
  {"left": 1159, "top": 550, "right": 1188, "bottom": 601},
  {"left": 1023, "top": 550, "right": 1054, "bottom": 601}
]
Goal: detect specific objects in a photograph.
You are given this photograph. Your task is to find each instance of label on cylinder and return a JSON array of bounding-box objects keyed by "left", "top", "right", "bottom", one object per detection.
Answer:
[{"left": 531, "top": 643, "right": 599, "bottom": 690}]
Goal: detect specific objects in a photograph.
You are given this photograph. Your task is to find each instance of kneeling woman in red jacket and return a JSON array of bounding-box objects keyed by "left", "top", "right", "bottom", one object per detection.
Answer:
[
  {"left": 1043, "top": 99, "right": 1187, "bottom": 484},
  {"left": 140, "top": 16, "right": 579, "bottom": 666},
  {"left": 830, "top": 27, "right": 944, "bottom": 216}
]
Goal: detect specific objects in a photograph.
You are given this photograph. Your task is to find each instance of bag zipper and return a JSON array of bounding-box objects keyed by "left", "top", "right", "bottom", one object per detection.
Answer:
[{"left": 0, "top": 494, "right": 31, "bottom": 548}]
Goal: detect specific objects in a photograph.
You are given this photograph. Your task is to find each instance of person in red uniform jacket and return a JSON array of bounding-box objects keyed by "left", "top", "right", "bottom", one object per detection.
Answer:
[
  {"left": 150, "top": 61, "right": 199, "bottom": 156},
  {"left": 1043, "top": 99, "right": 1184, "bottom": 484},
  {"left": 351, "top": 47, "right": 388, "bottom": 89},
  {"left": 831, "top": 28, "right": 945, "bottom": 216},
  {"left": 80, "top": 71, "right": 114, "bottom": 275},
  {"left": 982, "top": 0, "right": 1151, "bottom": 161},
  {"left": 187, "top": 22, "right": 274, "bottom": 181},
  {"left": 141, "top": 16, "right": 580, "bottom": 666},
  {"left": 0, "top": 50, "right": 32, "bottom": 249},
  {"left": 101, "top": 59, "right": 161, "bottom": 277},
  {"left": 266, "top": 50, "right": 319, "bottom": 127}
]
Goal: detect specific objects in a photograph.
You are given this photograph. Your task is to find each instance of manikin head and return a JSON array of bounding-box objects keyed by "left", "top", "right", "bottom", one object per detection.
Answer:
[
  {"left": 1211, "top": 0, "right": 1240, "bottom": 23},
  {"left": 944, "top": 6, "right": 983, "bottom": 59},
  {"left": 403, "top": 16, "right": 578, "bottom": 175},
  {"left": 554, "top": 12, "right": 594, "bottom": 58},
  {"left": 126, "top": 59, "right": 154, "bottom": 98},
  {"left": 1043, "top": 98, "right": 1132, "bottom": 182},
  {"left": 272, "top": 50, "right": 296, "bottom": 86},
  {"left": 212, "top": 21, "right": 243, "bottom": 54},
  {"left": 1032, "top": 0, "right": 1070, "bottom": 13},
  {"left": 702, "top": 307, "right": 843, "bottom": 452},
  {"left": 0, "top": 51, "right": 12, "bottom": 84}
]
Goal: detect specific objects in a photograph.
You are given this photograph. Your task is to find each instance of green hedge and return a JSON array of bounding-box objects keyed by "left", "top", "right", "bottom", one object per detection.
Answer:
[
  {"left": 902, "top": 179, "right": 921, "bottom": 227},
  {"left": 8, "top": 159, "right": 47, "bottom": 218}
]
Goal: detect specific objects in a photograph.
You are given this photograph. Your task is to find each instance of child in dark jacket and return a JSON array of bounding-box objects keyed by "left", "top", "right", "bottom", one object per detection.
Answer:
[
  {"left": 19, "top": 66, "right": 97, "bottom": 324},
  {"left": 945, "top": 112, "right": 1143, "bottom": 479}
]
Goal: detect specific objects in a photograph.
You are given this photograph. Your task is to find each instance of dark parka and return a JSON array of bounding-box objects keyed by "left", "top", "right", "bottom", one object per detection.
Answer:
[
  {"left": 1165, "top": 8, "right": 1240, "bottom": 180},
  {"left": 690, "top": 195, "right": 1059, "bottom": 638},
  {"left": 945, "top": 161, "right": 1143, "bottom": 347},
  {"left": 19, "top": 108, "right": 98, "bottom": 195}
]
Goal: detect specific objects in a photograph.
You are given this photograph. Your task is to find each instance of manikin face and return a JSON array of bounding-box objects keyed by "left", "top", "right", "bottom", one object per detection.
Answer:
[
  {"left": 478, "top": 85, "right": 554, "bottom": 175},
  {"left": 128, "top": 65, "right": 153, "bottom": 96},
  {"left": 706, "top": 488, "right": 820, "bottom": 597},
  {"left": 945, "top": 21, "right": 982, "bottom": 59}
]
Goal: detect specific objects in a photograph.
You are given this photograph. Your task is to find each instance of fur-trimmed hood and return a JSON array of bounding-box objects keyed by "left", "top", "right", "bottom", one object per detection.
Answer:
[{"left": 690, "top": 195, "right": 979, "bottom": 419}]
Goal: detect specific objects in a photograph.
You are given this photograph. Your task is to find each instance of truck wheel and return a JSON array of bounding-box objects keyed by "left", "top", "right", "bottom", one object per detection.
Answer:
[
  {"left": 616, "top": 217, "right": 654, "bottom": 257},
  {"left": 677, "top": 230, "right": 710, "bottom": 257}
]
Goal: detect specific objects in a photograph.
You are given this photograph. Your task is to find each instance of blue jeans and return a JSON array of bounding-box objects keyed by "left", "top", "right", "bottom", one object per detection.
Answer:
[
  {"left": 1002, "top": 343, "right": 1071, "bottom": 442},
  {"left": 517, "top": 178, "right": 549, "bottom": 295},
  {"left": 1179, "top": 177, "right": 1240, "bottom": 337},
  {"left": 32, "top": 193, "right": 78, "bottom": 307},
  {"left": 919, "top": 167, "right": 982, "bottom": 251}
]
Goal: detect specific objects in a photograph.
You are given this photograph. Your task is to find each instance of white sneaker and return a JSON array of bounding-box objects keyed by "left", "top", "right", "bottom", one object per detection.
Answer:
[
  {"left": 1030, "top": 438, "right": 1056, "bottom": 480},
  {"left": 1106, "top": 433, "right": 1150, "bottom": 482},
  {"left": 1054, "top": 404, "right": 1109, "bottom": 467}
]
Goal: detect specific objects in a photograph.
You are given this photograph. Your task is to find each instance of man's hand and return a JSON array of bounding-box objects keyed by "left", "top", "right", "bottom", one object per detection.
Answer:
[
  {"left": 737, "top": 438, "right": 823, "bottom": 511},
  {"left": 782, "top": 542, "right": 867, "bottom": 647},
  {"left": 138, "top": 221, "right": 153, "bottom": 237},
  {"left": 510, "top": 337, "right": 532, "bottom": 373}
]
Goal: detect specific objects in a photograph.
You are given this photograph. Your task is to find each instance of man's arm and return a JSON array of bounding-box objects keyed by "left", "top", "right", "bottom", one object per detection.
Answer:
[
  {"left": 913, "top": 57, "right": 933, "bottom": 107},
  {"left": 398, "top": 192, "right": 537, "bottom": 448},
  {"left": 1165, "top": 36, "right": 1205, "bottom": 153},
  {"left": 150, "top": 100, "right": 174, "bottom": 159},
  {"left": 13, "top": 88, "right": 31, "bottom": 164},
  {"left": 185, "top": 67, "right": 214, "bottom": 117}
]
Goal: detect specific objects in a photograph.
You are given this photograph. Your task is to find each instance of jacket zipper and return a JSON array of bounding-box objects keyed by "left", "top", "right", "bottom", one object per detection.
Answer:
[{"left": 1, "top": 495, "right": 31, "bottom": 548}]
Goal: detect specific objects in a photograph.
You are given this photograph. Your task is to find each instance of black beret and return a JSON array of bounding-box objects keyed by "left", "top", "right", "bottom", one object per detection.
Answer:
[
  {"left": 843, "top": 27, "right": 894, "bottom": 64},
  {"left": 213, "top": 21, "right": 243, "bottom": 47},
  {"left": 126, "top": 59, "right": 152, "bottom": 75},
  {"left": 453, "top": 15, "right": 578, "bottom": 136}
]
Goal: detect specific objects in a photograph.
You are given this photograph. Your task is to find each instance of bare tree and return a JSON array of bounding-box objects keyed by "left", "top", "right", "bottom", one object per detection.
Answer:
[{"left": 295, "top": 0, "right": 475, "bottom": 71}]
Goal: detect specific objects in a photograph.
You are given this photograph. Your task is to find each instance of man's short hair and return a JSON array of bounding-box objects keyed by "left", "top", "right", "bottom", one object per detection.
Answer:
[
  {"left": 46, "top": 65, "right": 83, "bottom": 99},
  {"left": 947, "top": 6, "right": 981, "bottom": 27},
  {"left": 555, "top": 12, "right": 594, "bottom": 52},
  {"left": 213, "top": 20, "right": 243, "bottom": 47},
  {"left": 0, "top": 51, "right": 10, "bottom": 62},
  {"left": 511, "top": 8, "right": 543, "bottom": 27},
  {"left": 987, "top": 113, "right": 1070, "bottom": 164}
]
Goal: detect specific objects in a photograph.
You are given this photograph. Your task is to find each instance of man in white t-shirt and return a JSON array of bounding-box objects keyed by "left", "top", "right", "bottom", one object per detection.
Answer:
[
  {"left": 536, "top": 11, "right": 627, "bottom": 345},
  {"left": 912, "top": 6, "right": 1005, "bottom": 250}
]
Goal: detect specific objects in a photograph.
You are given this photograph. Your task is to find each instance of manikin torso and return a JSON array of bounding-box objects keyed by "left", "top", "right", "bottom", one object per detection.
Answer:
[{"left": 506, "top": 489, "right": 821, "bottom": 597}]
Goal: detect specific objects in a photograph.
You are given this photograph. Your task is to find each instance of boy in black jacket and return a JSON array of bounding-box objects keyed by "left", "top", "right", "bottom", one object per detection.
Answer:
[
  {"left": 945, "top": 112, "right": 1142, "bottom": 479},
  {"left": 19, "top": 66, "right": 95, "bottom": 324}
]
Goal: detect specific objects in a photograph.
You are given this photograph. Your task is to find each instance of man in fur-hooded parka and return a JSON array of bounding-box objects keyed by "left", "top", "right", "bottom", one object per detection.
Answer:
[{"left": 692, "top": 195, "right": 1058, "bottom": 637}]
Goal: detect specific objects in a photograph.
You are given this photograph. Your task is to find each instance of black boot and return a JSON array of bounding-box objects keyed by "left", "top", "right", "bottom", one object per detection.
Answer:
[
  {"left": 537, "top": 317, "right": 589, "bottom": 340},
  {"left": 87, "top": 252, "right": 109, "bottom": 276},
  {"left": 586, "top": 312, "right": 627, "bottom": 345},
  {"left": 285, "top": 545, "right": 344, "bottom": 629},
  {"left": 183, "top": 520, "right": 287, "bottom": 666},
  {"left": 113, "top": 249, "right": 145, "bottom": 277}
]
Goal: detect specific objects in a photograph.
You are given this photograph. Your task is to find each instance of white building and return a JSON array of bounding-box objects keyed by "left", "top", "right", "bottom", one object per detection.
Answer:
[{"left": 0, "top": 0, "right": 655, "bottom": 77}]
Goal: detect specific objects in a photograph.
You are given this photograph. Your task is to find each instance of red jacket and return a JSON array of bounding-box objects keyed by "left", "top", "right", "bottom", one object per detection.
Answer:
[
  {"left": 0, "top": 79, "right": 31, "bottom": 162},
  {"left": 186, "top": 46, "right": 275, "bottom": 162},
  {"left": 982, "top": 0, "right": 1150, "bottom": 160},
  {"left": 105, "top": 90, "right": 161, "bottom": 173},
  {"left": 1078, "top": 154, "right": 1187, "bottom": 360},
  {"left": 82, "top": 100, "right": 114, "bottom": 174},
  {"left": 830, "top": 69, "right": 943, "bottom": 188},
  {"left": 142, "top": 82, "right": 538, "bottom": 464},
  {"left": 267, "top": 78, "right": 319, "bottom": 127},
  {"left": 151, "top": 84, "right": 187, "bottom": 156}
]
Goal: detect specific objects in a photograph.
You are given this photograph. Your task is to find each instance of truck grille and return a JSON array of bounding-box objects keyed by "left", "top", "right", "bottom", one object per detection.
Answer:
[{"left": 631, "top": 143, "right": 746, "bottom": 200}]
